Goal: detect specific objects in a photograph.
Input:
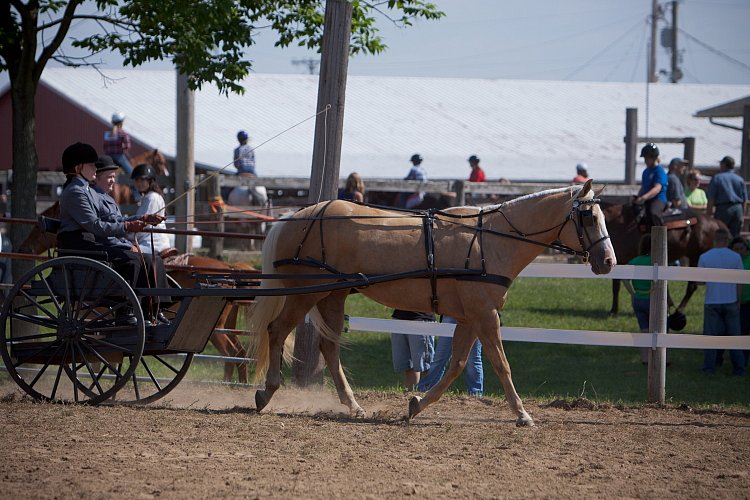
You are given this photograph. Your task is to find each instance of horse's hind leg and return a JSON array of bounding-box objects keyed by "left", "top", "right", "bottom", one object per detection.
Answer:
[
  {"left": 255, "top": 293, "right": 327, "bottom": 411},
  {"left": 315, "top": 291, "right": 365, "bottom": 417},
  {"left": 408, "top": 322, "right": 475, "bottom": 420},
  {"left": 476, "top": 313, "right": 534, "bottom": 427}
]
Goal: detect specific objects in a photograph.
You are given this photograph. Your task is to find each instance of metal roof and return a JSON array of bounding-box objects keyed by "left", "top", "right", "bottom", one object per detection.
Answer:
[
  {"left": 694, "top": 95, "right": 750, "bottom": 118},
  {"left": 35, "top": 68, "right": 750, "bottom": 181}
]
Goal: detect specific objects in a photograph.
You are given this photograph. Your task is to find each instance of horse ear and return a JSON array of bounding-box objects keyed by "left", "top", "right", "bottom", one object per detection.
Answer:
[{"left": 577, "top": 179, "right": 593, "bottom": 198}]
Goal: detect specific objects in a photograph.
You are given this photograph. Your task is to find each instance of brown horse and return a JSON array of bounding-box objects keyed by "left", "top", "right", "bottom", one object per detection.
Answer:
[
  {"left": 18, "top": 202, "right": 254, "bottom": 384},
  {"left": 112, "top": 149, "right": 169, "bottom": 205},
  {"left": 249, "top": 180, "right": 616, "bottom": 425},
  {"left": 603, "top": 203, "right": 728, "bottom": 316}
]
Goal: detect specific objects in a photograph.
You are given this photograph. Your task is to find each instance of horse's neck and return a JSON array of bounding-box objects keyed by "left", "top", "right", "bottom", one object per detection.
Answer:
[{"left": 486, "top": 193, "right": 570, "bottom": 276}]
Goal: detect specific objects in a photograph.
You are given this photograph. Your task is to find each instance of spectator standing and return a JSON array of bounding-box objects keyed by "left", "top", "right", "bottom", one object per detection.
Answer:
[
  {"left": 634, "top": 143, "right": 668, "bottom": 227},
  {"left": 233, "top": 130, "right": 256, "bottom": 176},
  {"left": 338, "top": 172, "right": 365, "bottom": 203},
  {"left": 417, "top": 316, "right": 483, "bottom": 396},
  {"left": 390, "top": 309, "right": 435, "bottom": 390},
  {"left": 666, "top": 157, "right": 689, "bottom": 210},
  {"left": 572, "top": 163, "right": 590, "bottom": 184},
  {"left": 730, "top": 236, "right": 750, "bottom": 366},
  {"left": 698, "top": 228, "right": 746, "bottom": 376},
  {"left": 401, "top": 154, "right": 427, "bottom": 208},
  {"left": 468, "top": 155, "right": 486, "bottom": 182},
  {"left": 685, "top": 168, "right": 708, "bottom": 212},
  {"left": 706, "top": 156, "right": 747, "bottom": 237},
  {"left": 103, "top": 112, "right": 133, "bottom": 175},
  {"left": 623, "top": 235, "right": 653, "bottom": 364}
]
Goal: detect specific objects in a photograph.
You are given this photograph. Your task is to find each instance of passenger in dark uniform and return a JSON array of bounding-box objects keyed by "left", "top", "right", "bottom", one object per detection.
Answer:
[{"left": 57, "top": 143, "right": 169, "bottom": 324}]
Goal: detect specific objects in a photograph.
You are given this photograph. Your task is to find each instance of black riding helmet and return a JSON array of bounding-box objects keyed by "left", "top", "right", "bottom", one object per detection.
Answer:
[
  {"left": 640, "top": 143, "right": 660, "bottom": 158},
  {"left": 131, "top": 163, "right": 157, "bottom": 180},
  {"left": 667, "top": 311, "right": 687, "bottom": 331},
  {"left": 62, "top": 142, "right": 98, "bottom": 174}
]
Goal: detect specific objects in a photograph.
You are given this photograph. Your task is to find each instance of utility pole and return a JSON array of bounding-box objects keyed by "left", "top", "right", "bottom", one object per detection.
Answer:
[
  {"left": 292, "top": 0, "right": 353, "bottom": 386},
  {"left": 175, "top": 70, "right": 195, "bottom": 253},
  {"left": 292, "top": 58, "right": 321, "bottom": 75},
  {"left": 648, "top": 0, "right": 660, "bottom": 83},
  {"left": 670, "top": 1, "right": 682, "bottom": 83}
]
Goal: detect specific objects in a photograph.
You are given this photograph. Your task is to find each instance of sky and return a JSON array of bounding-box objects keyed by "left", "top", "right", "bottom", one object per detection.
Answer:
[{"left": 46, "top": 0, "right": 750, "bottom": 85}]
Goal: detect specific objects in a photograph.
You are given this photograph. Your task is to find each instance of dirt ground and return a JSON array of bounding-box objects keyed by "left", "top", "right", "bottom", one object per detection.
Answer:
[{"left": 0, "top": 382, "right": 748, "bottom": 499}]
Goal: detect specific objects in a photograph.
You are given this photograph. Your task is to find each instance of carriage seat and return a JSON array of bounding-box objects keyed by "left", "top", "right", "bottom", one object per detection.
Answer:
[{"left": 38, "top": 216, "right": 110, "bottom": 262}]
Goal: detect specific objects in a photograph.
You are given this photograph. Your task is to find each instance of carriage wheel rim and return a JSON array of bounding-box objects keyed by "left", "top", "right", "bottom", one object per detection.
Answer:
[{"left": 0, "top": 257, "right": 145, "bottom": 404}]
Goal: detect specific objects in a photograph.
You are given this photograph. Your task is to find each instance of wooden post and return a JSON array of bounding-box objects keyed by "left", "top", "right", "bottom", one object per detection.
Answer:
[
  {"left": 625, "top": 108, "right": 638, "bottom": 185},
  {"left": 647, "top": 226, "right": 668, "bottom": 404},
  {"left": 455, "top": 180, "right": 466, "bottom": 206},
  {"left": 206, "top": 174, "right": 224, "bottom": 259},
  {"left": 683, "top": 137, "right": 695, "bottom": 167},
  {"left": 292, "top": 0, "right": 353, "bottom": 386},
  {"left": 742, "top": 104, "right": 750, "bottom": 181},
  {"left": 175, "top": 70, "right": 195, "bottom": 253}
]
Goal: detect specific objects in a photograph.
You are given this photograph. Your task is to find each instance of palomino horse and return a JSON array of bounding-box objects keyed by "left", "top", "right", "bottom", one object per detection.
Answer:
[
  {"left": 603, "top": 203, "right": 728, "bottom": 316},
  {"left": 18, "top": 202, "right": 253, "bottom": 384},
  {"left": 249, "top": 180, "right": 616, "bottom": 426},
  {"left": 112, "top": 149, "right": 169, "bottom": 205}
]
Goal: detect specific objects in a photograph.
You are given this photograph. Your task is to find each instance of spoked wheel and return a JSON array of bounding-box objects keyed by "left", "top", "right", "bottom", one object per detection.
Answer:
[
  {"left": 113, "top": 274, "right": 194, "bottom": 405},
  {"left": 0, "top": 257, "right": 145, "bottom": 404}
]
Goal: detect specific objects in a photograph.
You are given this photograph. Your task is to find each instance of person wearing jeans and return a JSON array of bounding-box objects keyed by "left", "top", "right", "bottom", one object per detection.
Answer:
[
  {"left": 699, "top": 228, "right": 747, "bottom": 375},
  {"left": 417, "top": 316, "right": 484, "bottom": 396}
]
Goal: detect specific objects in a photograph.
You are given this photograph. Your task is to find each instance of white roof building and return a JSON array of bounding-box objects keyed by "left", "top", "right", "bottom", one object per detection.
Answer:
[{"left": 19, "top": 68, "right": 750, "bottom": 181}]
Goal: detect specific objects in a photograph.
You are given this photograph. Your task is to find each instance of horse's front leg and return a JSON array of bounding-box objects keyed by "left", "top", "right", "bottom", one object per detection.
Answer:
[
  {"left": 475, "top": 312, "right": 534, "bottom": 427},
  {"left": 676, "top": 281, "right": 698, "bottom": 312},
  {"left": 408, "top": 324, "right": 475, "bottom": 420},
  {"left": 315, "top": 292, "right": 365, "bottom": 417},
  {"left": 609, "top": 279, "right": 620, "bottom": 316}
]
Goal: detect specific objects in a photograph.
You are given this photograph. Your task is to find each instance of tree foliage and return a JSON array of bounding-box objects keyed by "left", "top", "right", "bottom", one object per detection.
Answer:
[{"left": 1, "top": 0, "right": 444, "bottom": 94}]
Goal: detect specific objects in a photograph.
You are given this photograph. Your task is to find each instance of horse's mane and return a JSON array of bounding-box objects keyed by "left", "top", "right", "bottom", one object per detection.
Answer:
[{"left": 482, "top": 184, "right": 585, "bottom": 211}]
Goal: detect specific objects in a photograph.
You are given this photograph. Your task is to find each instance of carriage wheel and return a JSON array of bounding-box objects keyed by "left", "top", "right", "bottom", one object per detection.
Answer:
[
  {"left": 112, "top": 274, "right": 194, "bottom": 405},
  {"left": 0, "top": 257, "right": 145, "bottom": 404}
]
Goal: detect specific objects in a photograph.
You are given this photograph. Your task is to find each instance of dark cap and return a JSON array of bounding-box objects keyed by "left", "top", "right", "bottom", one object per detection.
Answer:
[
  {"left": 62, "top": 142, "right": 98, "bottom": 174},
  {"left": 669, "top": 157, "right": 689, "bottom": 167},
  {"left": 95, "top": 155, "right": 119, "bottom": 173},
  {"left": 468, "top": 155, "right": 480, "bottom": 163},
  {"left": 237, "top": 130, "right": 248, "bottom": 141},
  {"left": 720, "top": 155, "right": 735, "bottom": 169},
  {"left": 410, "top": 153, "right": 423, "bottom": 163}
]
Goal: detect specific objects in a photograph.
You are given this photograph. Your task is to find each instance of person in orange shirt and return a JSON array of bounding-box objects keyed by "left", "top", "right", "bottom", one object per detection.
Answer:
[{"left": 572, "top": 163, "right": 589, "bottom": 184}]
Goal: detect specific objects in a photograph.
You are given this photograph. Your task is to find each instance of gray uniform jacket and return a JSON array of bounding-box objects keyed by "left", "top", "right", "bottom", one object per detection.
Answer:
[{"left": 59, "top": 176, "right": 129, "bottom": 248}]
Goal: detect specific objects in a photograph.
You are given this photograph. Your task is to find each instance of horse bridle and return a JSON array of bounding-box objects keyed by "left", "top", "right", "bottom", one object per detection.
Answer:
[{"left": 556, "top": 197, "right": 611, "bottom": 263}]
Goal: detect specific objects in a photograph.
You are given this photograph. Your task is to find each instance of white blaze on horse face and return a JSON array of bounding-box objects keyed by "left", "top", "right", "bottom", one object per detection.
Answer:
[{"left": 590, "top": 202, "right": 617, "bottom": 274}]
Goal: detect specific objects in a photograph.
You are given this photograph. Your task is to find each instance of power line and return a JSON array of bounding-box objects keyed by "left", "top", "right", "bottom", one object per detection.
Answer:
[
  {"left": 678, "top": 28, "right": 750, "bottom": 73},
  {"left": 563, "top": 17, "right": 646, "bottom": 80}
]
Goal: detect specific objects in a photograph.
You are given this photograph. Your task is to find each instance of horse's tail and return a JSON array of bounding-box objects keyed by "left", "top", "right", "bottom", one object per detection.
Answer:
[{"left": 247, "top": 222, "right": 291, "bottom": 384}]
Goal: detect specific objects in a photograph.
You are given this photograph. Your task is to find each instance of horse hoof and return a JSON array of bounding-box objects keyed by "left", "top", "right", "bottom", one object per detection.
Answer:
[
  {"left": 351, "top": 407, "right": 366, "bottom": 419},
  {"left": 516, "top": 416, "right": 535, "bottom": 427},
  {"left": 408, "top": 396, "right": 422, "bottom": 420},
  {"left": 254, "top": 390, "right": 268, "bottom": 412}
]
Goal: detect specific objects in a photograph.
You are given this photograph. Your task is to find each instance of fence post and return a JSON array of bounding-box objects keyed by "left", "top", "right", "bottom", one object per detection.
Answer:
[
  {"left": 455, "top": 180, "right": 466, "bottom": 206},
  {"left": 647, "top": 226, "right": 668, "bottom": 404},
  {"left": 624, "top": 108, "right": 638, "bottom": 185}
]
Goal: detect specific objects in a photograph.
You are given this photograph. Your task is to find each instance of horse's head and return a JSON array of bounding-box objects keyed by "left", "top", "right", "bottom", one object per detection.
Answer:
[
  {"left": 148, "top": 149, "right": 169, "bottom": 176},
  {"left": 560, "top": 180, "right": 616, "bottom": 275}
]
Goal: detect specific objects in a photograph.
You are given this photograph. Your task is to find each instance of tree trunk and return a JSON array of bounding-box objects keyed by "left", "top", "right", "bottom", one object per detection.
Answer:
[{"left": 10, "top": 75, "right": 39, "bottom": 280}]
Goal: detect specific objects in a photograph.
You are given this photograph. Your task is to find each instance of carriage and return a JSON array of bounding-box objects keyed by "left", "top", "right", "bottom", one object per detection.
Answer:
[{"left": 1, "top": 180, "right": 616, "bottom": 426}]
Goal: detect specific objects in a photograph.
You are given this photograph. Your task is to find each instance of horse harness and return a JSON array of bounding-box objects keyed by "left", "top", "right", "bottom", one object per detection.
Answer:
[{"left": 273, "top": 197, "right": 609, "bottom": 313}]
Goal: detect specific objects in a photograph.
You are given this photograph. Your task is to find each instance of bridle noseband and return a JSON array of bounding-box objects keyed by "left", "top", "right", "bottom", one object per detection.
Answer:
[{"left": 556, "top": 197, "right": 611, "bottom": 263}]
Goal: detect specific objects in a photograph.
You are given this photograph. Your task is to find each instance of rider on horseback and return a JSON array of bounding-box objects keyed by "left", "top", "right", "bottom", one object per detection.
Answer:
[{"left": 634, "top": 143, "right": 668, "bottom": 227}]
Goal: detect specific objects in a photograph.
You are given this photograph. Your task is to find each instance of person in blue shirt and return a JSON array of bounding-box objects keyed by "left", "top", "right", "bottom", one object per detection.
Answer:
[
  {"left": 706, "top": 155, "right": 747, "bottom": 237},
  {"left": 634, "top": 143, "right": 668, "bottom": 227}
]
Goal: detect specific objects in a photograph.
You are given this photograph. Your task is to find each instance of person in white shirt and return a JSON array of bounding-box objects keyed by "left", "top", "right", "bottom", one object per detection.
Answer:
[{"left": 130, "top": 163, "right": 171, "bottom": 255}]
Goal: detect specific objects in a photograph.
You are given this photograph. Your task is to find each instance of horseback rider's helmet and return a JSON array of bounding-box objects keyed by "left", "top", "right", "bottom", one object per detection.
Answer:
[
  {"left": 62, "top": 142, "right": 98, "bottom": 174},
  {"left": 131, "top": 163, "right": 157, "bottom": 181},
  {"left": 111, "top": 112, "right": 126, "bottom": 124},
  {"left": 640, "top": 143, "right": 660, "bottom": 158},
  {"left": 237, "top": 130, "right": 249, "bottom": 142},
  {"left": 410, "top": 153, "right": 423, "bottom": 164}
]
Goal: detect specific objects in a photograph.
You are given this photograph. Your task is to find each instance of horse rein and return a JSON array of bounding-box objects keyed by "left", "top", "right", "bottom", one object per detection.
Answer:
[{"left": 555, "top": 198, "right": 611, "bottom": 264}]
